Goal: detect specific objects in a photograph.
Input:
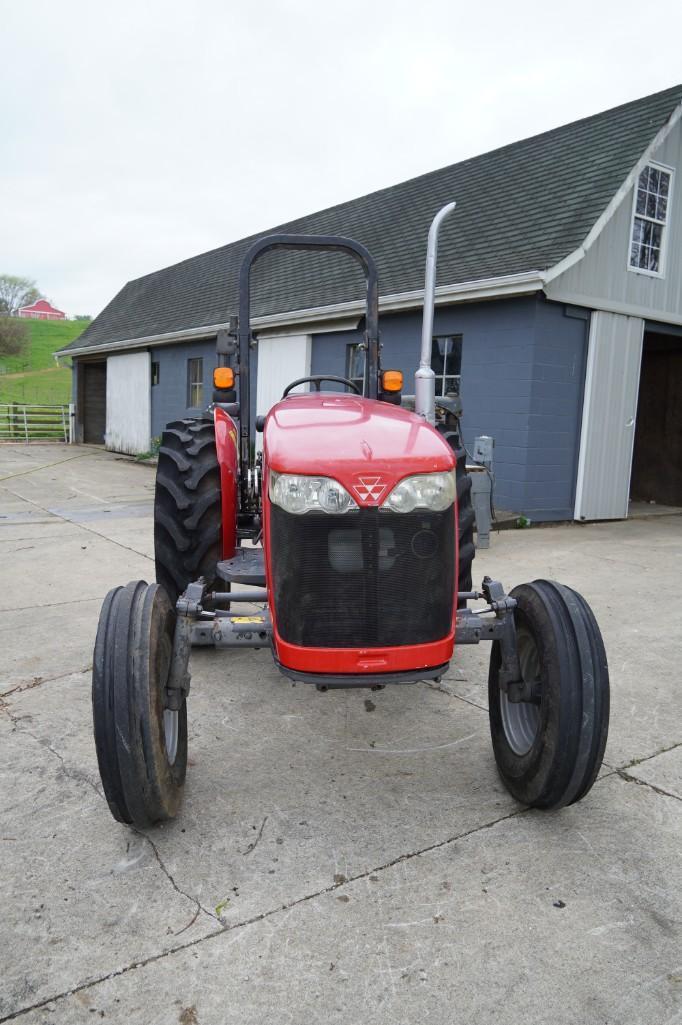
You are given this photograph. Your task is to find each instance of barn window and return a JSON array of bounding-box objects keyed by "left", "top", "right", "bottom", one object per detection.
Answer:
[
  {"left": 151, "top": 361, "right": 160, "bottom": 386},
  {"left": 187, "top": 357, "right": 204, "bottom": 408},
  {"left": 346, "top": 343, "right": 366, "bottom": 392},
  {"left": 629, "top": 164, "right": 674, "bottom": 275},
  {"left": 432, "top": 335, "right": 463, "bottom": 396}
]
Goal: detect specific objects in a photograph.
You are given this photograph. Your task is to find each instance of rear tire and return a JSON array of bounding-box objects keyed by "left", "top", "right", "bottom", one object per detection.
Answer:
[
  {"left": 154, "top": 417, "right": 222, "bottom": 606},
  {"left": 488, "top": 580, "right": 609, "bottom": 810},
  {"left": 455, "top": 445, "right": 475, "bottom": 600},
  {"left": 92, "top": 581, "right": 187, "bottom": 827}
]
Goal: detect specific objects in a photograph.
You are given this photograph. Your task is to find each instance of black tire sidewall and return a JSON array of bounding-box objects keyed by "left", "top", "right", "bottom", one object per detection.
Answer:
[
  {"left": 133, "top": 584, "right": 188, "bottom": 817},
  {"left": 488, "top": 583, "right": 584, "bottom": 809},
  {"left": 92, "top": 581, "right": 187, "bottom": 827}
]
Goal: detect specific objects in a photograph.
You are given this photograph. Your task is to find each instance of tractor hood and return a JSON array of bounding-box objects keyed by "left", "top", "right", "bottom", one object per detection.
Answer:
[{"left": 264, "top": 393, "right": 455, "bottom": 504}]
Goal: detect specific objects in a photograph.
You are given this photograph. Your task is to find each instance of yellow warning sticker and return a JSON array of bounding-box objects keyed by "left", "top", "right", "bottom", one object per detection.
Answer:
[{"left": 232, "top": 616, "right": 266, "bottom": 624}]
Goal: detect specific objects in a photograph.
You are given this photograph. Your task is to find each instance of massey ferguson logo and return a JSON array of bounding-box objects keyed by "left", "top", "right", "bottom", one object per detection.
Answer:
[{"left": 352, "top": 475, "right": 388, "bottom": 504}]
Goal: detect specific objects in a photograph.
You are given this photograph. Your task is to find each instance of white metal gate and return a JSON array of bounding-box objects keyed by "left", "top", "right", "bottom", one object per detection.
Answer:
[
  {"left": 574, "top": 311, "right": 644, "bottom": 520},
  {"left": 0, "top": 403, "right": 74, "bottom": 442}
]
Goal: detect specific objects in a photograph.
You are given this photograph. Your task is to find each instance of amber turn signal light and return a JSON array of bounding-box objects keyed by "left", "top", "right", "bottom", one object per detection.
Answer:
[
  {"left": 213, "top": 367, "right": 235, "bottom": 389},
  {"left": 381, "top": 369, "right": 403, "bottom": 393}
]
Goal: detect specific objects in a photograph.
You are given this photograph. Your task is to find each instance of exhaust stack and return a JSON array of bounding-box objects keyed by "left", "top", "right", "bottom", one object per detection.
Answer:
[{"left": 415, "top": 202, "right": 456, "bottom": 424}]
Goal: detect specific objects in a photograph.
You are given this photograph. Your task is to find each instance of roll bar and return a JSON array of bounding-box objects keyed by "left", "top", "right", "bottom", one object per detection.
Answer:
[{"left": 236, "top": 233, "right": 380, "bottom": 497}]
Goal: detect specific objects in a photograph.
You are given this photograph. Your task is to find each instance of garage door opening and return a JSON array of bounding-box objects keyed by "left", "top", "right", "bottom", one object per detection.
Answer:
[
  {"left": 630, "top": 330, "right": 682, "bottom": 510},
  {"left": 81, "top": 362, "right": 107, "bottom": 444}
]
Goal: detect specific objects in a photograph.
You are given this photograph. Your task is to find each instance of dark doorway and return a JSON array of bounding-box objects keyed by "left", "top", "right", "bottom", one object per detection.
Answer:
[
  {"left": 82, "top": 362, "right": 107, "bottom": 444},
  {"left": 630, "top": 331, "right": 682, "bottom": 507}
]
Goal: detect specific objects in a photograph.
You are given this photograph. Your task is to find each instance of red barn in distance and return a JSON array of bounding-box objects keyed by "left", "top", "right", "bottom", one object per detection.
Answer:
[{"left": 17, "top": 298, "right": 65, "bottom": 320}]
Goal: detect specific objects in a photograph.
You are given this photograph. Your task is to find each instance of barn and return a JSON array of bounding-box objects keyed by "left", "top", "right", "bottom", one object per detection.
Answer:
[
  {"left": 18, "top": 298, "right": 65, "bottom": 320},
  {"left": 56, "top": 84, "right": 682, "bottom": 521}
]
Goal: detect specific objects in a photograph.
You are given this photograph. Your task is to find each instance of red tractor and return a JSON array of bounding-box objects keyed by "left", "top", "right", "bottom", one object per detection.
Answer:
[{"left": 93, "top": 206, "right": 609, "bottom": 828}]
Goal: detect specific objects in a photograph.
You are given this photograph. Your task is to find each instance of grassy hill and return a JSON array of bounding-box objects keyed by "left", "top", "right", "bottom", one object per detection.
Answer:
[{"left": 0, "top": 320, "right": 89, "bottom": 405}]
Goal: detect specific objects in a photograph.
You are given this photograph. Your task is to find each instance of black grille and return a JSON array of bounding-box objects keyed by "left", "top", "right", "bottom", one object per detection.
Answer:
[{"left": 269, "top": 504, "right": 454, "bottom": 647}]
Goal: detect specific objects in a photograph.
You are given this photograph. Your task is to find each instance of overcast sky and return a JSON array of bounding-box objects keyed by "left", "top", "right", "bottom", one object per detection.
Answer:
[{"left": 2, "top": 0, "right": 681, "bottom": 318}]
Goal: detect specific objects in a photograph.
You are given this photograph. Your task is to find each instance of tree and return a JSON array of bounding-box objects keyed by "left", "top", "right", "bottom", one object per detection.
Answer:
[
  {"left": 0, "top": 275, "right": 42, "bottom": 316},
  {"left": 0, "top": 316, "right": 29, "bottom": 358}
]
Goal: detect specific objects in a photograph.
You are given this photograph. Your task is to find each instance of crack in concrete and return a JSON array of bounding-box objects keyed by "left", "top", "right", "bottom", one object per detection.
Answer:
[
  {"left": 3, "top": 696, "right": 223, "bottom": 926},
  {"left": 618, "top": 740, "right": 682, "bottom": 771},
  {"left": 0, "top": 696, "right": 21, "bottom": 730},
  {"left": 3, "top": 707, "right": 220, "bottom": 939},
  {"left": 616, "top": 768, "right": 681, "bottom": 804},
  {"left": 0, "top": 532, "right": 84, "bottom": 544},
  {"left": 133, "top": 827, "right": 219, "bottom": 928},
  {"left": 0, "top": 804, "right": 531, "bottom": 1022},
  {"left": 2, "top": 665, "right": 92, "bottom": 699},
  {"left": 423, "top": 680, "right": 488, "bottom": 712},
  {"left": 15, "top": 720, "right": 104, "bottom": 802},
  {"left": 8, "top": 596, "right": 105, "bottom": 613},
  {"left": 242, "top": 814, "right": 268, "bottom": 855},
  {"left": 0, "top": 452, "right": 93, "bottom": 483}
]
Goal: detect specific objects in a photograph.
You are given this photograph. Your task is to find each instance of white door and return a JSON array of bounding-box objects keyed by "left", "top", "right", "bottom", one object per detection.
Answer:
[
  {"left": 105, "top": 351, "right": 151, "bottom": 455},
  {"left": 256, "top": 333, "right": 311, "bottom": 448},
  {"left": 574, "top": 312, "right": 644, "bottom": 520}
]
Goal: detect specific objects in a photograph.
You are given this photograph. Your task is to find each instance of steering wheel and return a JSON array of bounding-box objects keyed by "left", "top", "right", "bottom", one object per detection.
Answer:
[{"left": 282, "top": 375, "right": 362, "bottom": 397}]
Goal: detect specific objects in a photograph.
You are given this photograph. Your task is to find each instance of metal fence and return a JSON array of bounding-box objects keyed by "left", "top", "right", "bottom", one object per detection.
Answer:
[{"left": 0, "top": 403, "right": 74, "bottom": 443}]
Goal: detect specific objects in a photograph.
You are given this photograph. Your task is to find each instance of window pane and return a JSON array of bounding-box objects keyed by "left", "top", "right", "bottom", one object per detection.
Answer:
[
  {"left": 656, "top": 194, "right": 668, "bottom": 221},
  {"left": 187, "top": 358, "right": 203, "bottom": 407},
  {"left": 636, "top": 188, "right": 647, "bottom": 215},
  {"left": 346, "top": 344, "right": 365, "bottom": 388},
  {"left": 659, "top": 172, "right": 670, "bottom": 198},
  {"left": 649, "top": 167, "right": 660, "bottom": 191},
  {"left": 646, "top": 191, "right": 658, "bottom": 218},
  {"left": 431, "top": 335, "right": 463, "bottom": 397},
  {"left": 641, "top": 220, "right": 654, "bottom": 245},
  {"left": 648, "top": 247, "right": 660, "bottom": 272}
]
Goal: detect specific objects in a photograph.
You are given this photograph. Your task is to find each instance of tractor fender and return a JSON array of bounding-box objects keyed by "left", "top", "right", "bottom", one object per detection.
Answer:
[{"left": 213, "top": 406, "right": 238, "bottom": 559}]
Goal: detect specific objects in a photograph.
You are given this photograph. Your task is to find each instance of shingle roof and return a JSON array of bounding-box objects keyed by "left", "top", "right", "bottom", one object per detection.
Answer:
[{"left": 64, "top": 85, "right": 682, "bottom": 354}]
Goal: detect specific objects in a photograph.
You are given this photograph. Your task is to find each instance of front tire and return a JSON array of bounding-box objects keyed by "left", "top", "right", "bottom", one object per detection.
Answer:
[
  {"left": 92, "top": 581, "right": 187, "bottom": 827},
  {"left": 488, "top": 580, "right": 609, "bottom": 810}
]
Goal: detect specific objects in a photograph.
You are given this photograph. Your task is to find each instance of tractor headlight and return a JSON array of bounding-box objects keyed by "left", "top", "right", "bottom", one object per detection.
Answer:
[
  {"left": 269, "top": 472, "right": 358, "bottom": 515},
  {"left": 383, "top": 470, "right": 456, "bottom": 513}
]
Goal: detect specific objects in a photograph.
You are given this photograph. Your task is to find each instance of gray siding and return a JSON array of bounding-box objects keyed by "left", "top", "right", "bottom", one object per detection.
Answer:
[
  {"left": 149, "top": 340, "right": 258, "bottom": 439},
  {"left": 150, "top": 340, "right": 218, "bottom": 438},
  {"left": 312, "top": 296, "right": 587, "bottom": 520},
  {"left": 546, "top": 116, "right": 682, "bottom": 323}
]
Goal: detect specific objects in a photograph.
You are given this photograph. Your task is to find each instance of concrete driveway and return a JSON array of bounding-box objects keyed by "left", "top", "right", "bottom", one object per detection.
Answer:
[{"left": 1, "top": 443, "right": 681, "bottom": 1025}]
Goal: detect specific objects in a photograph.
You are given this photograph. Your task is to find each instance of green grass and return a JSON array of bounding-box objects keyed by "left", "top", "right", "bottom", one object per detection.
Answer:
[
  {"left": 0, "top": 319, "right": 88, "bottom": 405},
  {"left": 0, "top": 367, "right": 72, "bottom": 404}
]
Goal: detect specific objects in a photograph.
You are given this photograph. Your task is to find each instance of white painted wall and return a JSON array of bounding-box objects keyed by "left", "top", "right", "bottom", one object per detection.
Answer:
[
  {"left": 255, "top": 333, "right": 311, "bottom": 448},
  {"left": 105, "top": 351, "right": 151, "bottom": 455},
  {"left": 574, "top": 312, "right": 644, "bottom": 521}
]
